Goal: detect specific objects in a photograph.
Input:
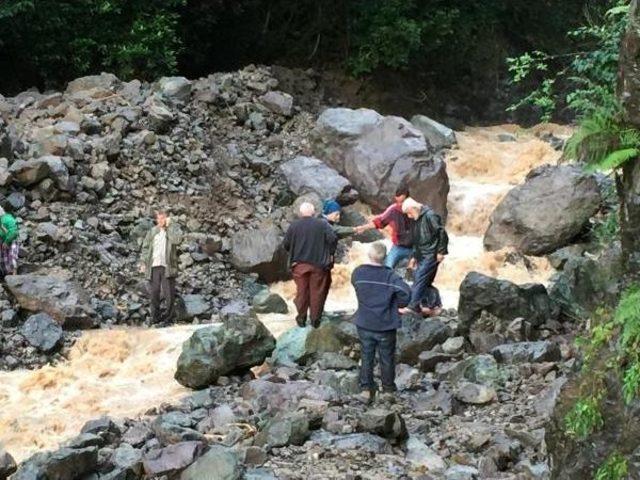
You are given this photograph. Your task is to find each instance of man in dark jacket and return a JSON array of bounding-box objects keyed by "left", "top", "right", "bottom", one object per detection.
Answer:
[
  {"left": 352, "top": 242, "right": 411, "bottom": 403},
  {"left": 283, "top": 202, "right": 338, "bottom": 328},
  {"left": 400, "top": 198, "right": 448, "bottom": 315}
]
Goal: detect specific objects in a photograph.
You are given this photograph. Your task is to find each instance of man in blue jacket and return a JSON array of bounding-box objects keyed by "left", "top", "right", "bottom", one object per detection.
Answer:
[{"left": 351, "top": 242, "right": 411, "bottom": 403}]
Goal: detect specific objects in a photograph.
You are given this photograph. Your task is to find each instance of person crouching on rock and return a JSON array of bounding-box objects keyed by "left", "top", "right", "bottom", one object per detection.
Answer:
[
  {"left": 0, "top": 206, "right": 19, "bottom": 276},
  {"left": 357, "top": 185, "right": 414, "bottom": 270},
  {"left": 352, "top": 242, "right": 411, "bottom": 404},
  {"left": 283, "top": 201, "right": 338, "bottom": 329},
  {"left": 399, "top": 198, "right": 448, "bottom": 317},
  {"left": 140, "top": 209, "right": 182, "bottom": 325}
]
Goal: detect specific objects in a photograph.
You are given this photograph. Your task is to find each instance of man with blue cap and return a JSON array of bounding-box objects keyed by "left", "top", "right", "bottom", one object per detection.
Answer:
[{"left": 322, "top": 200, "right": 358, "bottom": 239}]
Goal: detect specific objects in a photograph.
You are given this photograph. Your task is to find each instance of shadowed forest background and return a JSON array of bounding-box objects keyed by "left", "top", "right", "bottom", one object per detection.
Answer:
[{"left": 0, "top": 0, "right": 626, "bottom": 123}]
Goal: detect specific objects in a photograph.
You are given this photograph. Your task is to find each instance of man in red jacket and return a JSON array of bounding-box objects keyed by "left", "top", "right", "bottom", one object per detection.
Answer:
[{"left": 358, "top": 185, "right": 413, "bottom": 269}]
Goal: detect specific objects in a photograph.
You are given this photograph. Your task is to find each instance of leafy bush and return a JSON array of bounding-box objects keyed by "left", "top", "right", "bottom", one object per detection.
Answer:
[
  {"left": 565, "top": 394, "right": 605, "bottom": 439},
  {"left": 507, "top": 1, "right": 628, "bottom": 120},
  {"left": 594, "top": 452, "right": 628, "bottom": 480}
]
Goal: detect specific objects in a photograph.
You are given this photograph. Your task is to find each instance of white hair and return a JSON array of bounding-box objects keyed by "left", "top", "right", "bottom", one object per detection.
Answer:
[
  {"left": 401, "top": 197, "right": 423, "bottom": 214},
  {"left": 299, "top": 202, "right": 316, "bottom": 217},
  {"left": 368, "top": 242, "right": 387, "bottom": 264}
]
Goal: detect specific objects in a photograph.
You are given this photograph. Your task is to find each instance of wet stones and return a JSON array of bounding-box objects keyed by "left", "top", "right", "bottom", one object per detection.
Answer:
[
  {"left": 458, "top": 272, "right": 558, "bottom": 336},
  {"left": 174, "top": 312, "right": 275, "bottom": 389},
  {"left": 0, "top": 448, "right": 17, "bottom": 479},
  {"left": 12, "top": 446, "right": 98, "bottom": 480},
  {"left": 251, "top": 290, "right": 288, "bottom": 314},
  {"left": 454, "top": 382, "right": 497, "bottom": 405},
  {"left": 230, "top": 225, "right": 289, "bottom": 283},
  {"left": 20, "top": 312, "right": 63, "bottom": 353},
  {"left": 142, "top": 441, "right": 205, "bottom": 478},
  {"left": 484, "top": 164, "right": 601, "bottom": 255},
  {"left": 5, "top": 271, "right": 96, "bottom": 329},
  {"left": 180, "top": 445, "right": 242, "bottom": 480},
  {"left": 491, "top": 341, "right": 561, "bottom": 364},
  {"left": 254, "top": 411, "right": 310, "bottom": 449}
]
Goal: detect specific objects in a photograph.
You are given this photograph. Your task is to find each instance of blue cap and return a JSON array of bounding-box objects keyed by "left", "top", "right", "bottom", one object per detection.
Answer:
[{"left": 322, "top": 200, "right": 341, "bottom": 216}]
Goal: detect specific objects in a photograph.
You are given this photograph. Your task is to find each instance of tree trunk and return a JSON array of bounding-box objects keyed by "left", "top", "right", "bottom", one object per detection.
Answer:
[{"left": 617, "top": 0, "right": 640, "bottom": 273}]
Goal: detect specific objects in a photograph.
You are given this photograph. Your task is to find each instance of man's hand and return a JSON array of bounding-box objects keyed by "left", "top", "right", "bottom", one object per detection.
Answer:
[
  {"left": 408, "top": 258, "right": 417, "bottom": 270},
  {"left": 139, "top": 264, "right": 146, "bottom": 274},
  {"left": 437, "top": 254, "right": 446, "bottom": 263}
]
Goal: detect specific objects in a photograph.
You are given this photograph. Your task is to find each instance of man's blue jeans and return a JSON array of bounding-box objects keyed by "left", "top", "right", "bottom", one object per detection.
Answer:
[
  {"left": 358, "top": 327, "right": 397, "bottom": 392},
  {"left": 384, "top": 245, "right": 413, "bottom": 269},
  {"left": 409, "top": 256, "right": 439, "bottom": 311}
]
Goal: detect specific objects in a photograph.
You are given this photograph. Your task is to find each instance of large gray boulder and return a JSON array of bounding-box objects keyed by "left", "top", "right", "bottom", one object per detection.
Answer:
[
  {"left": 458, "top": 272, "right": 559, "bottom": 336},
  {"left": 6, "top": 271, "right": 96, "bottom": 329},
  {"left": 484, "top": 165, "right": 601, "bottom": 255},
  {"left": 280, "top": 156, "right": 358, "bottom": 205},
  {"left": 175, "top": 312, "right": 276, "bottom": 389},
  {"left": 311, "top": 108, "right": 449, "bottom": 217},
  {"left": 410, "top": 114, "right": 457, "bottom": 150},
  {"left": 230, "top": 225, "right": 289, "bottom": 283}
]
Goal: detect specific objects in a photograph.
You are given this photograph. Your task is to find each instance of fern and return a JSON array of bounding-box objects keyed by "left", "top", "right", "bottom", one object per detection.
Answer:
[
  {"left": 586, "top": 148, "right": 640, "bottom": 172},
  {"left": 564, "top": 108, "right": 640, "bottom": 172}
]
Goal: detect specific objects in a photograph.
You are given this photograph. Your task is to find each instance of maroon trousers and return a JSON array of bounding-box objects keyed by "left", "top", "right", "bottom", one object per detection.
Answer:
[{"left": 292, "top": 262, "right": 332, "bottom": 324}]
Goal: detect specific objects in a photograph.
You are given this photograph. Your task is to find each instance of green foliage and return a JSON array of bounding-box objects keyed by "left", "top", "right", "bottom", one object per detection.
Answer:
[
  {"left": 348, "top": 0, "right": 426, "bottom": 75},
  {"left": 592, "top": 210, "right": 620, "bottom": 247},
  {"left": 507, "top": 1, "right": 628, "bottom": 120},
  {"left": 563, "top": 108, "right": 640, "bottom": 173},
  {"left": 622, "top": 360, "right": 640, "bottom": 404},
  {"left": 564, "top": 394, "right": 605, "bottom": 439},
  {"left": 0, "top": 0, "right": 184, "bottom": 89},
  {"left": 594, "top": 452, "right": 628, "bottom": 480},
  {"left": 615, "top": 284, "right": 640, "bottom": 348}
]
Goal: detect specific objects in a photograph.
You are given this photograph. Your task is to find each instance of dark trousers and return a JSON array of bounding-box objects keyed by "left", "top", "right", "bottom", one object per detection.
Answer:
[
  {"left": 358, "top": 327, "right": 397, "bottom": 392},
  {"left": 150, "top": 266, "right": 176, "bottom": 323},
  {"left": 292, "top": 262, "right": 332, "bottom": 324},
  {"left": 409, "top": 257, "right": 439, "bottom": 311}
]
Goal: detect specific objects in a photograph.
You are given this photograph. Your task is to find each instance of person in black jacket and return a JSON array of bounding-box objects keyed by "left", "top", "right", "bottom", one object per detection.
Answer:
[
  {"left": 399, "top": 198, "right": 449, "bottom": 315},
  {"left": 352, "top": 242, "right": 411, "bottom": 403},
  {"left": 283, "top": 202, "right": 338, "bottom": 328}
]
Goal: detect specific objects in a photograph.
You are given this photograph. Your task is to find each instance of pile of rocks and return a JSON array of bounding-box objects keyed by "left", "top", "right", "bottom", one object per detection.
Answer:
[
  {"left": 0, "top": 65, "right": 326, "bottom": 369},
  {"left": 9, "top": 270, "right": 574, "bottom": 478}
]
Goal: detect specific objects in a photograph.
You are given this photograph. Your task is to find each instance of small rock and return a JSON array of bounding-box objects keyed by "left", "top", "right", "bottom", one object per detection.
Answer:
[
  {"left": 20, "top": 313, "right": 63, "bottom": 353},
  {"left": 454, "top": 382, "right": 497, "bottom": 405}
]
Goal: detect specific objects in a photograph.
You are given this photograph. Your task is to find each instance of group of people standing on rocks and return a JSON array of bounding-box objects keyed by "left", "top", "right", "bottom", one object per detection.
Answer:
[
  {"left": 283, "top": 186, "right": 449, "bottom": 402},
  {"left": 139, "top": 186, "right": 449, "bottom": 401}
]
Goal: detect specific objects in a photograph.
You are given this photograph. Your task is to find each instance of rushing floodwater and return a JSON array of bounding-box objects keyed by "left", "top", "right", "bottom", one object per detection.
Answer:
[{"left": 0, "top": 124, "right": 569, "bottom": 462}]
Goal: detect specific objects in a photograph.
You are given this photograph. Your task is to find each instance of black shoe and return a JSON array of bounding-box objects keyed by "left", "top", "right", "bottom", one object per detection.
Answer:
[
  {"left": 295, "top": 316, "right": 307, "bottom": 328},
  {"left": 311, "top": 318, "right": 321, "bottom": 329}
]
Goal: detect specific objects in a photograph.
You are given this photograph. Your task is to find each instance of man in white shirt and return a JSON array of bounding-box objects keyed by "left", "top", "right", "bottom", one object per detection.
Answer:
[{"left": 140, "top": 210, "right": 182, "bottom": 324}]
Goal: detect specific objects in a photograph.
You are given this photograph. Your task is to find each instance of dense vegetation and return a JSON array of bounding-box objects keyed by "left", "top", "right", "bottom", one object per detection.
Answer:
[{"left": 0, "top": 0, "right": 609, "bottom": 121}]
